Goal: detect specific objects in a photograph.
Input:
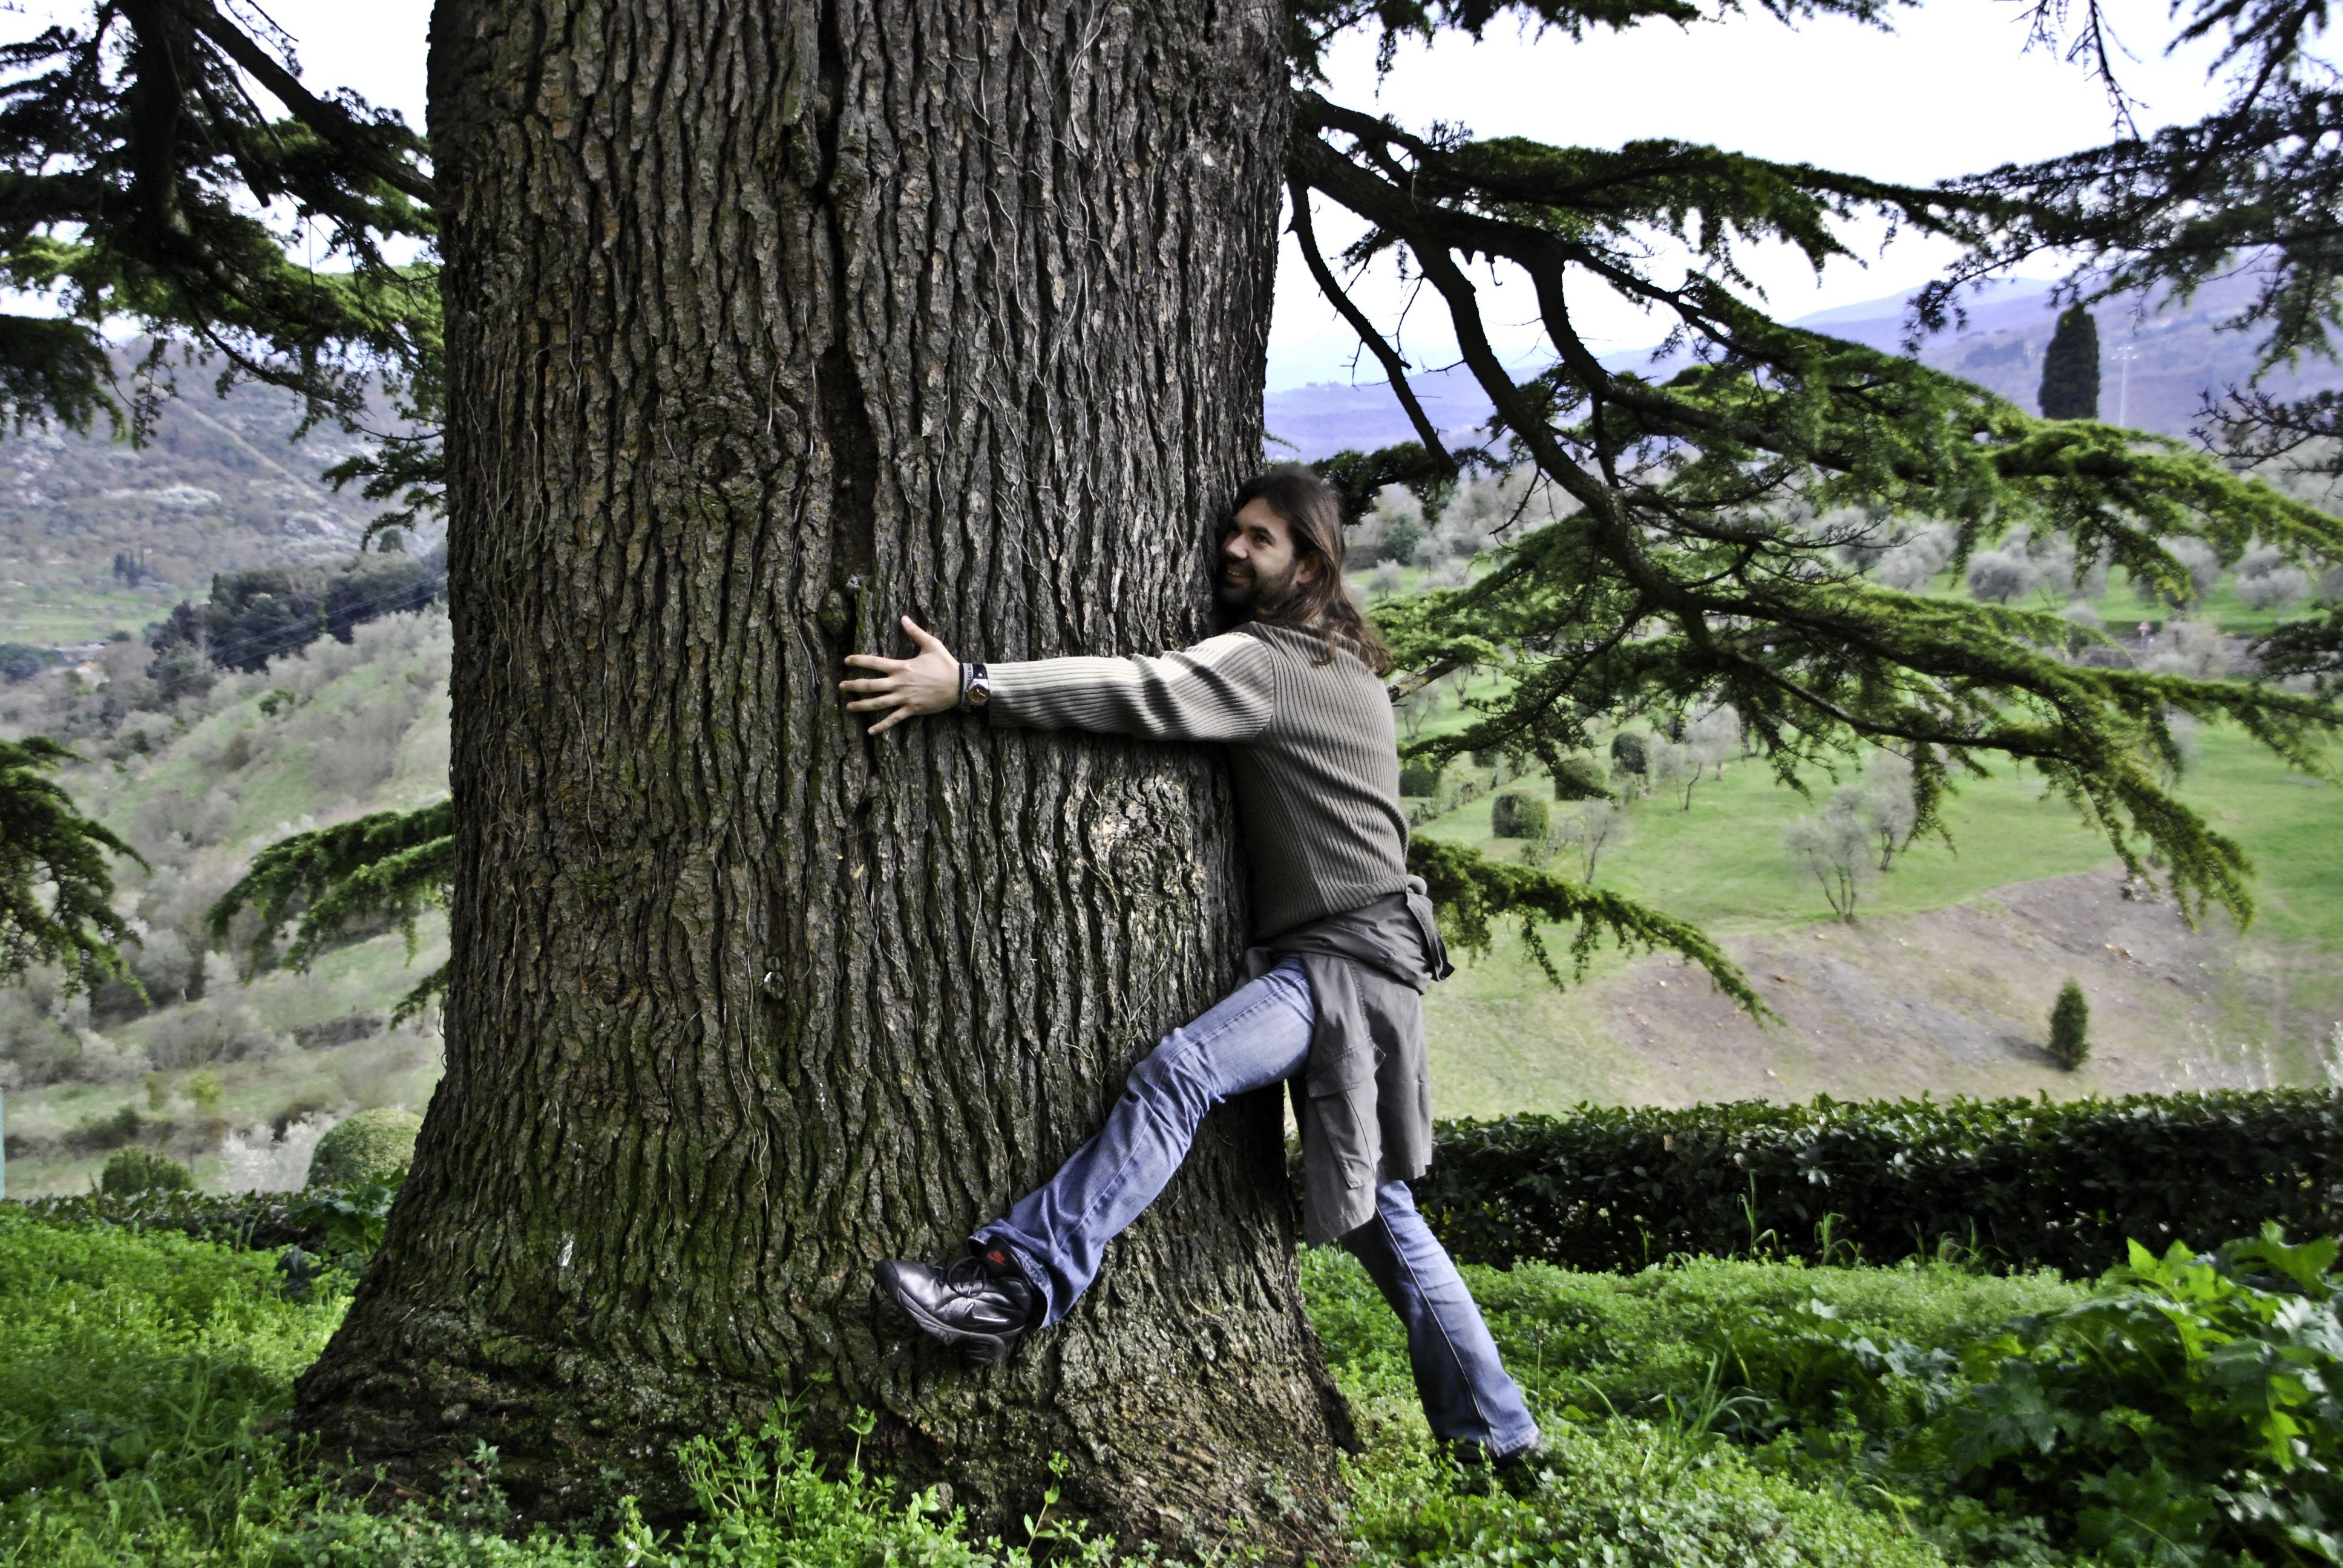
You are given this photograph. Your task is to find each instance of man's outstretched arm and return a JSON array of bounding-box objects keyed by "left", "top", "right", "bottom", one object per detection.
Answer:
[{"left": 841, "top": 617, "right": 1275, "bottom": 742}]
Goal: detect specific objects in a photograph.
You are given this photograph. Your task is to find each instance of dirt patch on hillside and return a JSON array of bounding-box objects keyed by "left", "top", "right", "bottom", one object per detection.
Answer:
[{"left": 1594, "top": 870, "right": 2343, "bottom": 1106}]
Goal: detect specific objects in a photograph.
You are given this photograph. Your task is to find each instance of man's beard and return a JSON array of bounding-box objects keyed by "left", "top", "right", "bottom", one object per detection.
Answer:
[{"left": 1216, "top": 559, "right": 1291, "bottom": 615}]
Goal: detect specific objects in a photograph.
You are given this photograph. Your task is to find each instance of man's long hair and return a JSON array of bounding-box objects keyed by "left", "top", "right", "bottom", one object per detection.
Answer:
[{"left": 1232, "top": 465, "right": 1394, "bottom": 676}]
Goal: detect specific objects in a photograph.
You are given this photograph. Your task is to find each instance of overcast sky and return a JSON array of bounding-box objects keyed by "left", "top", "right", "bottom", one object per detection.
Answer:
[{"left": 174, "top": 0, "right": 2248, "bottom": 386}]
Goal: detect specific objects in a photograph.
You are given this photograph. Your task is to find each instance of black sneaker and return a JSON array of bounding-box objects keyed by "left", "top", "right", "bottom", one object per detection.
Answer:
[
  {"left": 1447, "top": 1440, "right": 1546, "bottom": 1499},
  {"left": 873, "top": 1248, "right": 1041, "bottom": 1366}
]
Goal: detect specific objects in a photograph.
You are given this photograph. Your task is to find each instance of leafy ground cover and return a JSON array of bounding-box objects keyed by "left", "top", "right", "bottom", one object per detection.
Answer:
[{"left": 11, "top": 1203, "right": 2338, "bottom": 1567}]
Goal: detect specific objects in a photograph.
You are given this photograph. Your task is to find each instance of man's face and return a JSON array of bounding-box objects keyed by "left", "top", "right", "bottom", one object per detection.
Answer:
[{"left": 1218, "top": 498, "right": 1312, "bottom": 610}]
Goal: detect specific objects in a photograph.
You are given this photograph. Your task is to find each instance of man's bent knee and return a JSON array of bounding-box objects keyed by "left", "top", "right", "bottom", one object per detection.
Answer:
[{"left": 1122, "top": 1031, "right": 1216, "bottom": 1123}]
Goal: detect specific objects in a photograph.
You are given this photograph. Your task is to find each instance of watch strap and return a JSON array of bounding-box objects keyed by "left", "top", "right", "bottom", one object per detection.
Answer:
[{"left": 959, "top": 662, "right": 991, "bottom": 714}]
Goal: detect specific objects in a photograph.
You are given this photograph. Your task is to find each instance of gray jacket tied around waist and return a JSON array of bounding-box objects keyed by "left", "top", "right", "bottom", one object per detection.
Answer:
[{"left": 1244, "top": 879, "right": 1453, "bottom": 1244}]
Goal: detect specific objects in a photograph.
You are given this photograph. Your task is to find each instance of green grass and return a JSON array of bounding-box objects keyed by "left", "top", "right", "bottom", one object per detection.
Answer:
[
  {"left": 1398, "top": 705, "right": 2343, "bottom": 1114},
  {"left": 1304, "top": 1246, "right": 2085, "bottom": 1427},
  {"left": 22, "top": 1205, "right": 2328, "bottom": 1568},
  {"left": 0, "top": 1206, "right": 1999, "bottom": 1568},
  {"left": 0, "top": 577, "right": 170, "bottom": 645},
  {"left": 1413, "top": 722, "right": 2342, "bottom": 943}
]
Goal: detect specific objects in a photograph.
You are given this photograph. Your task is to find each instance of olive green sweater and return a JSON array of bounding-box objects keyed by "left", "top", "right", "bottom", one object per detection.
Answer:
[{"left": 981, "top": 622, "right": 1408, "bottom": 939}]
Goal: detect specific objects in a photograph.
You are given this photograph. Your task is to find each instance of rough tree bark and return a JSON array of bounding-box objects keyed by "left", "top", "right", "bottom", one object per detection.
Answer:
[{"left": 291, "top": 0, "right": 1354, "bottom": 1553}]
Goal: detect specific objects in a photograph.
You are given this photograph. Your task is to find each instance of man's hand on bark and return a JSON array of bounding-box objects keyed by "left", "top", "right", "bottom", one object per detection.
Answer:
[{"left": 841, "top": 616, "right": 961, "bottom": 734}]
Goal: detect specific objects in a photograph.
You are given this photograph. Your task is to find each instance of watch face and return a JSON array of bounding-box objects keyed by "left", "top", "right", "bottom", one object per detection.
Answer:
[{"left": 969, "top": 684, "right": 989, "bottom": 706}]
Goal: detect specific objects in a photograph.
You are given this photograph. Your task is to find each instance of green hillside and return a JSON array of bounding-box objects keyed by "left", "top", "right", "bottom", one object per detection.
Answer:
[
  {"left": 0, "top": 609, "right": 450, "bottom": 1195},
  {"left": 2, "top": 531, "right": 2341, "bottom": 1195}
]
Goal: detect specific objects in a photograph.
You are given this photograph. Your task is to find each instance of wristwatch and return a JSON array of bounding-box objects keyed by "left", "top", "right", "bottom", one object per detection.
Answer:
[{"left": 959, "top": 662, "right": 991, "bottom": 714}]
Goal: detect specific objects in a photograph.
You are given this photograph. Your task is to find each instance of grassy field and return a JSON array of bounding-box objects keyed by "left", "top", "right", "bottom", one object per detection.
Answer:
[
  {"left": 1416, "top": 724, "right": 2338, "bottom": 940},
  {"left": 1401, "top": 713, "right": 2343, "bottom": 1114},
  {"left": 8, "top": 1201, "right": 2332, "bottom": 1568},
  {"left": 0, "top": 573, "right": 172, "bottom": 647}
]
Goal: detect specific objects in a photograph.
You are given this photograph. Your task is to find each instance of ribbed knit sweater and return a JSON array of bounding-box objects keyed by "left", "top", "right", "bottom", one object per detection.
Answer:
[{"left": 983, "top": 622, "right": 1407, "bottom": 938}]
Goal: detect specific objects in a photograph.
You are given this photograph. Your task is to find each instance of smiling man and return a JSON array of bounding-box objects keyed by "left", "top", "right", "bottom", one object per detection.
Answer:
[{"left": 840, "top": 465, "right": 1541, "bottom": 1475}]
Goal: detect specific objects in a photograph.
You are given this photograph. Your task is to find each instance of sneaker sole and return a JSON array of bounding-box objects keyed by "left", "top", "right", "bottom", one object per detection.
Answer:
[{"left": 873, "top": 1261, "right": 1014, "bottom": 1367}]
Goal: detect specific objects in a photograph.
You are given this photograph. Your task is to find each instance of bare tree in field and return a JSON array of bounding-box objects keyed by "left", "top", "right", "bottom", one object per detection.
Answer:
[
  {"left": 1786, "top": 799, "right": 1874, "bottom": 922},
  {"left": 1561, "top": 800, "right": 1627, "bottom": 883},
  {"left": 1861, "top": 753, "right": 1919, "bottom": 872}
]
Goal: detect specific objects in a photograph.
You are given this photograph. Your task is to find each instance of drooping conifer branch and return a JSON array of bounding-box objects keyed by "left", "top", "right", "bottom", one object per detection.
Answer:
[
  {"left": 0, "top": 737, "right": 143, "bottom": 993},
  {"left": 208, "top": 800, "right": 451, "bottom": 1020},
  {"left": 1286, "top": 73, "right": 2343, "bottom": 939},
  {"left": 1408, "top": 838, "right": 1772, "bottom": 1017},
  {"left": 0, "top": 1, "right": 437, "bottom": 440}
]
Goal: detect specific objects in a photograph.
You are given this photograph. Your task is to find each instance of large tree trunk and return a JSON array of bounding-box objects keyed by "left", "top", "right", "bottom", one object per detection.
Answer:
[{"left": 293, "top": 0, "right": 1352, "bottom": 1553}]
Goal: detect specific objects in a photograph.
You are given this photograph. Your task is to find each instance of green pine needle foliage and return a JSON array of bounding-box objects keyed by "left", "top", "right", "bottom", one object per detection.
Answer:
[
  {"left": 0, "top": 734, "right": 143, "bottom": 994},
  {"left": 2049, "top": 978, "right": 2091, "bottom": 1070},
  {"left": 1407, "top": 837, "right": 1770, "bottom": 1018},
  {"left": 207, "top": 799, "right": 452, "bottom": 1021},
  {"left": 1276, "top": 0, "right": 2343, "bottom": 1001}
]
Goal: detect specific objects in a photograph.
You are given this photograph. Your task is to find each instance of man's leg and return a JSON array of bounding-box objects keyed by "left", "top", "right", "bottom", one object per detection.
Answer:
[
  {"left": 1340, "top": 1179, "right": 1542, "bottom": 1462},
  {"left": 877, "top": 958, "right": 1314, "bottom": 1357}
]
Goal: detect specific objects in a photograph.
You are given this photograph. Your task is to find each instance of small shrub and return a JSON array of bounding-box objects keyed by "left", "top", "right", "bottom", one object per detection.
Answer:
[
  {"left": 185, "top": 1067, "right": 226, "bottom": 1113},
  {"left": 146, "top": 1002, "right": 287, "bottom": 1071},
  {"left": 1551, "top": 754, "right": 1608, "bottom": 801},
  {"left": 99, "top": 1145, "right": 195, "bottom": 1195},
  {"left": 67, "top": 1103, "right": 146, "bottom": 1153},
  {"left": 1398, "top": 762, "right": 1445, "bottom": 798},
  {"left": 1608, "top": 731, "right": 1648, "bottom": 776},
  {"left": 306, "top": 1106, "right": 424, "bottom": 1187},
  {"left": 1490, "top": 790, "right": 1548, "bottom": 839},
  {"left": 2048, "top": 978, "right": 2090, "bottom": 1069}
]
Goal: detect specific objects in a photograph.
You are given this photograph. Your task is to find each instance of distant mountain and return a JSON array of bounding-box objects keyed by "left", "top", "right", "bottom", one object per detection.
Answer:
[
  {"left": 1262, "top": 271, "right": 2343, "bottom": 460},
  {"left": 0, "top": 356, "right": 424, "bottom": 648}
]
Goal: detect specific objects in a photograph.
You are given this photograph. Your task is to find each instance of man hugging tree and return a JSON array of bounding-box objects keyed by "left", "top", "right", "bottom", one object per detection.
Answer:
[{"left": 840, "top": 465, "right": 1541, "bottom": 1477}]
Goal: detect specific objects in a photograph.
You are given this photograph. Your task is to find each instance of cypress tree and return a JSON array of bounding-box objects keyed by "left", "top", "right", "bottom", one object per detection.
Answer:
[
  {"left": 2039, "top": 305, "right": 2102, "bottom": 420},
  {"left": 2049, "top": 979, "right": 2091, "bottom": 1070}
]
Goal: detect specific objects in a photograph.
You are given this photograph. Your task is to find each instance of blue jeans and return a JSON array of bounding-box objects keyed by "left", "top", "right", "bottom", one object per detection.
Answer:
[{"left": 974, "top": 958, "right": 1542, "bottom": 1459}]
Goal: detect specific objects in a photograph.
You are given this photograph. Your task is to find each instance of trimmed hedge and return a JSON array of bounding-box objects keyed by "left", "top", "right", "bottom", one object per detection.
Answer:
[
  {"left": 8, "top": 1189, "right": 333, "bottom": 1251},
  {"left": 307, "top": 1106, "right": 422, "bottom": 1187},
  {"left": 99, "top": 1146, "right": 194, "bottom": 1195},
  {"left": 1552, "top": 754, "right": 1609, "bottom": 801},
  {"left": 1416, "top": 1089, "right": 2343, "bottom": 1276},
  {"left": 1397, "top": 762, "right": 1445, "bottom": 798},
  {"left": 1490, "top": 789, "right": 1549, "bottom": 838}
]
